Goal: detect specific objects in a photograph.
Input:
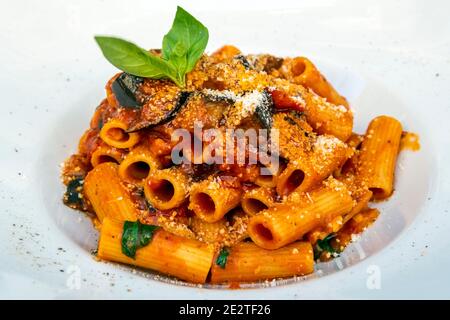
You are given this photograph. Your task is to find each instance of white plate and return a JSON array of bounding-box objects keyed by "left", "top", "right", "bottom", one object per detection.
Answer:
[{"left": 1, "top": 0, "right": 450, "bottom": 299}]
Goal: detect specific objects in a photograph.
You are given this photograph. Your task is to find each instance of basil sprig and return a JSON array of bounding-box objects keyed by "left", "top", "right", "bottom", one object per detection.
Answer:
[
  {"left": 121, "top": 220, "right": 159, "bottom": 259},
  {"left": 95, "top": 6, "right": 208, "bottom": 87},
  {"left": 215, "top": 247, "right": 230, "bottom": 269}
]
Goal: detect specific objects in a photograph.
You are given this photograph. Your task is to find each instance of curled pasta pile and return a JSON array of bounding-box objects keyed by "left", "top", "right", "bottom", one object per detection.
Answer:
[{"left": 61, "top": 45, "right": 409, "bottom": 285}]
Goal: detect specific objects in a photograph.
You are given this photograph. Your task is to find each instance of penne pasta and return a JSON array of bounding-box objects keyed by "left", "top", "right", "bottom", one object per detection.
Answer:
[
  {"left": 100, "top": 119, "right": 140, "bottom": 149},
  {"left": 144, "top": 167, "right": 190, "bottom": 210},
  {"left": 189, "top": 176, "right": 242, "bottom": 223},
  {"left": 83, "top": 162, "right": 138, "bottom": 222},
  {"left": 248, "top": 178, "right": 353, "bottom": 249},
  {"left": 98, "top": 217, "right": 215, "bottom": 284},
  {"left": 357, "top": 116, "right": 403, "bottom": 200},
  {"left": 210, "top": 241, "right": 314, "bottom": 283}
]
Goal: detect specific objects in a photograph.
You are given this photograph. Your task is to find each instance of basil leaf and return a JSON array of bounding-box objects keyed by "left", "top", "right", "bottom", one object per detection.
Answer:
[
  {"left": 162, "top": 6, "right": 209, "bottom": 74},
  {"left": 121, "top": 221, "right": 139, "bottom": 258},
  {"left": 94, "top": 36, "right": 182, "bottom": 86},
  {"left": 139, "top": 224, "right": 159, "bottom": 247},
  {"left": 121, "top": 220, "right": 160, "bottom": 258},
  {"left": 94, "top": 7, "right": 208, "bottom": 88},
  {"left": 216, "top": 247, "right": 230, "bottom": 269}
]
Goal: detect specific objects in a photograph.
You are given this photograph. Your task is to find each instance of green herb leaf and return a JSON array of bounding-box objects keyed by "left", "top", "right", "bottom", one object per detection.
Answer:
[
  {"left": 313, "top": 233, "right": 340, "bottom": 260},
  {"left": 121, "top": 220, "right": 160, "bottom": 259},
  {"left": 216, "top": 247, "right": 230, "bottom": 269},
  {"left": 162, "top": 6, "right": 209, "bottom": 75},
  {"left": 121, "top": 221, "right": 139, "bottom": 258},
  {"left": 95, "top": 36, "right": 173, "bottom": 78},
  {"left": 139, "top": 224, "right": 159, "bottom": 247},
  {"left": 317, "top": 233, "right": 338, "bottom": 254},
  {"left": 94, "top": 6, "right": 208, "bottom": 87}
]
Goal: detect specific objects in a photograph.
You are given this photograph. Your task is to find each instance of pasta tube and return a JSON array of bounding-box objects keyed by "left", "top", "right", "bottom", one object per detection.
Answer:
[
  {"left": 303, "top": 90, "right": 353, "bottom": 142},
  {"left": 189, "top": 176, "right": 242, "bottom": 223},
  {"left": 100, "top": 119, "right": 140, "bottom": 149},
  {"left": 271, "top": 80, "right": 353, "bottom": 141},
  {"left": 83, "top": 162, "right": 138, "bottom": 222},
  {"left": 248, "top": 179, "right": 353, "bottom": 250},
  {"left": 90, "top": 145, "right": 124, "bottom": 167},
  {"left": 357, "top": 116, "right": 403, "bottom": 199},
  {"left": 241, "top": 187, "right": 276, "bottom": 216},
  {"left": 118, "top": 145, "right": 161, "bottom": 185},
  {"left": 98, "top": 218, "right": 215, "bottom": 284},
  {"left": 284, "top": 57, "right": 349, "bottom": 108},
  {"left": 254, "top": 162, "right": 284, "bottom": 188},
  {"left": 306, "top": 189, "right": 372, "bottom": 244},
  {"left": 144, "top": 167, "right": 190, "bottom": 210},
  {"left": 210, "top": 242, "right": 314, "bottom": 283},
  {"left": 188, "top": 216, "right": 228, "bottom": 244},
  {"left": 276, "top": 135, "right": 352, "bottom": 196}
]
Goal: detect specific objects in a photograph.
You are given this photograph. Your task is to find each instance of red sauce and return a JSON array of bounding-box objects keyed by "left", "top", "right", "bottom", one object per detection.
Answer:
[
  {"left": 228, "top": 282, "right": 241, "bottom": 289},
  {"left": 268, "top": 89, "right": 305, "bottom": 112},
  {"left": 400, "top": 132, "right": 420, "bottom": 151}
]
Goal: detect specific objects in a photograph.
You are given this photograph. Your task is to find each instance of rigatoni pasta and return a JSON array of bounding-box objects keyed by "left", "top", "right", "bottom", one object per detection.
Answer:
[
  {"left": 144, "top": 167, "right": 190, "bottom": 210},
  {"left": 90, "top": 145, "right": 124, "bottom": 167},
  {"left": 241, "top": 187, "right": 276, "bottom": 216},
  {"left": 356, "top": 116, "right": 403, "bottom": 200},
  {"left": 118, "top": 145, "right": 161, "bottom": 185},
  {"left": 98, "top": 217, "right": 215, "bottom": 284},
  {"left": 83, "top": 162, "right": 138, "bottom": 222},
  {"left": 210, "top": 242, "right": 314, "bottom": 283},
  {"left": 248, "top": 178, "right": 354, "bottom": 250},
  {"left": 100, "top": 119, "right": 140, "bottom": 149},
  {"left": 276, "top": 134, "right": 353, "bottom": 196},
  {"left": 61, "top": 9, "right": 417, "bottom": 286},
  {"left": 278, "top": 56, "right": 349, "bottom": 108},
  {"left": 189, "top": 176, "right": 242, "bottom": 223}
]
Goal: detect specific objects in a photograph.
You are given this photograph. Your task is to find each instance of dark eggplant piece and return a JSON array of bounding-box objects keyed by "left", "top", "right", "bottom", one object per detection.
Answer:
[
  {"left": 111, "top": 73, "right": 144, "bottom": 108},
  {"left": 127, "top": 91, "right": 191, "bottom": 132},
  {"left": 243, "top": 54, "right": 283, "bottom": 73},
  {"left": 63, "top": 177, "right": 86, "bottom": 210},
  {"left": 254, "top": 90, "right": 274, "bottom": 129},
  {"left": 202, "top": 90, "right": 237, "bottom": 104},
  {"left": 234, "top": 54, "right": 253, "bottom": 70},
  {"left": 181, "top": 163, "right": 219, "bottom": 182},
  {"left": 203, "top": 89, "right": 273, "bottom": 128},
  {"left": 262, "top": 55, "right": 284, "bottom": 73}
]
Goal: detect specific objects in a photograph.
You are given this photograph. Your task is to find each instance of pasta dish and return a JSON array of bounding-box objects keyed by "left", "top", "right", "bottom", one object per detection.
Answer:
[{"left": 61, "top": 7, "right": 417, "bottom": 286}]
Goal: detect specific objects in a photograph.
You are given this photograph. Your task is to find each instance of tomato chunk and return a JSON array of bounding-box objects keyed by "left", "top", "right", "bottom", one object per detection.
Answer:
[{"left": 269, "top": 89, "right": 305, "bottom": 112}]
